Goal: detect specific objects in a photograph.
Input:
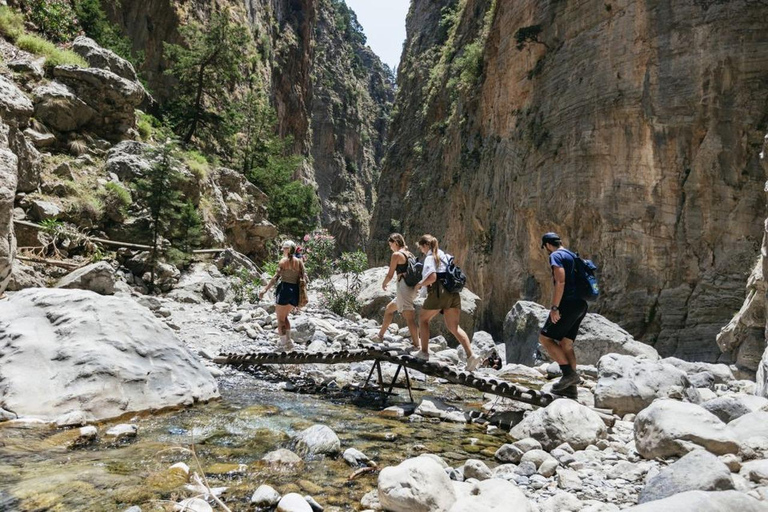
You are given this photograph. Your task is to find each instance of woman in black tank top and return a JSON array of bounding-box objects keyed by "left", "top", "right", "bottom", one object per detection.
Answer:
[{"left": 376, "top": 233, "right": 420, "bottom": 349}]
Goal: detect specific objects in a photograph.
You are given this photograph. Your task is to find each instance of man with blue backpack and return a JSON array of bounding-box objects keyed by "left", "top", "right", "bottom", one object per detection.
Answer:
[{"left": 539, "top": 232, "right": 599, "bottom": 396}]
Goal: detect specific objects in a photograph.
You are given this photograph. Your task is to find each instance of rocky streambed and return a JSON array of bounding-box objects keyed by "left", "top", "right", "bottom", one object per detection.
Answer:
[{"left": 2, "top": 277, "right": 768, "bottom": 511}]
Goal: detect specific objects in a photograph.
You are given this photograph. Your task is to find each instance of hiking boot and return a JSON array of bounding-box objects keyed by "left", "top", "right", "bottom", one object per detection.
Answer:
[
  {"left": 466, "top": 354, "right": 481, "bottom": 372},
  {"left": 414, "top": 350, "right": 430, "bottom": 361},
  {"left": 552, "top": 372, "right": 581, "bottom": 392},
  {"left": 552, "top": 385, "right": 578, "bottom": 400}
]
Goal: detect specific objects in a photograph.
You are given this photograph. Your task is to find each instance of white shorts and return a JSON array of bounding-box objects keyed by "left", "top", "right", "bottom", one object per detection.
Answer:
[{"left": 394, "top": 278, "right": 417, "bottom": 313}]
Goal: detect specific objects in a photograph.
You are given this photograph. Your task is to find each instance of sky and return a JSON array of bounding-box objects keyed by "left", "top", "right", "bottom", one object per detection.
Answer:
[{"left": 345, "top": 0, "right": 410, "bottom": 71}]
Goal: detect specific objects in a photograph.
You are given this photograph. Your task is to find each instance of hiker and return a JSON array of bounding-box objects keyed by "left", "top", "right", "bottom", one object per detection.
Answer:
[
  {"left": 376, "top": 233, "right": 420, "bottom": 350},
  {"left": 539, "top": 232, "right": 589, "bottom": 393},
  {"left": 413, "top": 234, "right": 481, "bottom": 371},
  {"left": 259, "top": 240, "right": 307, "bottom": 351}
]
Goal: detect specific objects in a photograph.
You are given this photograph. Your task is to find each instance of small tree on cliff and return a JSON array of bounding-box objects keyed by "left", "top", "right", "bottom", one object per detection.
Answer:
[
  {"left": 164, "top": 9, "right": 250, "bottom": 146},
  {"left": 134, "top": 140, "right": 184, "bottom": 289}
]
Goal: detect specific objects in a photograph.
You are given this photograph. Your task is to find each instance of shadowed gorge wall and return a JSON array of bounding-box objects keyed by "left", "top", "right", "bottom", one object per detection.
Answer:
[{"left": 371, "top": 0, "right": 768, "bottom": 364}]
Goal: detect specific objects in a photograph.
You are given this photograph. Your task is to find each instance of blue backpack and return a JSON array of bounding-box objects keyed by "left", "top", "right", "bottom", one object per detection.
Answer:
[{"left": 564, "top": 249, "right": 599, "bottom": 302}]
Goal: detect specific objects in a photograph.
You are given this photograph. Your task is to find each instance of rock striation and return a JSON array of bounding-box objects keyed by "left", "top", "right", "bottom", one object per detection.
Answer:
[
  {"left": 0, "top": 288, "right": 219, "bottom": 422},
  {"left": 370, "top": 0, "right": 768, "bottom": 363}
]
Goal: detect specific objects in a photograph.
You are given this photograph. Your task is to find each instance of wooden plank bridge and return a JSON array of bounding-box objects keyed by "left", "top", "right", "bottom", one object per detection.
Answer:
[{"left": 214, "top": 343, "right": 609, "bottom": 417}]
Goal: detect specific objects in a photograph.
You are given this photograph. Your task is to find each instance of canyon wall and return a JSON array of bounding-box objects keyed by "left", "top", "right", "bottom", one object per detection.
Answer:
[
  {"left": 371, "top": 0, "right": 768, "bottom": 365},
  {"left": 105, "top": 0, "right": 393, "bottom": 249}
]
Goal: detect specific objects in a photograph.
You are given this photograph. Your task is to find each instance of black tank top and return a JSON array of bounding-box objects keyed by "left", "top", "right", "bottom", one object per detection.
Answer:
[{"left": 395, "top": 251, "right": 409, "bottom": 275}]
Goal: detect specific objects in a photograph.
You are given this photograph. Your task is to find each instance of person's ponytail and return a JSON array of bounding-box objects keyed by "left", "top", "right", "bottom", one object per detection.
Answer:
[{"left": 418, "top": 234, "right": 440, "bottom": 267}]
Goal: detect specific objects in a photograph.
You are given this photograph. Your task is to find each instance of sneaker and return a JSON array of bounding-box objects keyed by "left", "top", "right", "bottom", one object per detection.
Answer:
[
  {"left": 552, "top": 372, "right": 582, "bottom": 391},
  {"left": 414, "top": 350, "right": 430, "bottom": 361},
  {"left": 466, "top": 354, "right": 481, "bottom": 372},
  {"left": 277, "top": 338, "right": 294, "bottom": 352}
]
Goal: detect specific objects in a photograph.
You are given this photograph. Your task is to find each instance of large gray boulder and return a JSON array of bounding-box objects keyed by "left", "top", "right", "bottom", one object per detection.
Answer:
[
  {"left": 56, "top": 261, "right": 116, "bottom": 295},
  {"left": 701, "top": 394, "right": 768, "bottom": 423},
  {"left": 503, "top": 301, "right": 658, "bottom": 365},
  {"left": 661, "top": 357, "right": 735, "bottom": 385},
  {"left": 378, "top": 456, "right": 457, "bottom": 512},
  {"left": 105, "top": 141, "right": 152, "bottom": 181},
  {"left": 594, "top": 354, "right": 693, "bottom": 415},
  {"left": 624, "top": 490, "right": 767, "bottom": 512},
  {"left": 353, "top": 266, "right": 481, "bottom": 343},
  {"left": 0, "top": 288, "right": 219, "bottom": 422},
  {"left": 32, "top": 81, "right": 96, "bottom": 133},
  {"left": 0, "top": 125, "right": 18, "bottom": 297},
  {"left": 757, "top": 344, "right": 768, "bottom": 398},
  {"left": 52, "top": 65, "right": 144, "bottom": 141},
  {"left": 634, "top": 400, "right": 739, "bottom": 459},
  {"left": 509, "top": 399, "right": 607, "bottom": 450},
  {"left": 638, "top": 450, "right": 734, "bottom": 503},
  {"left": 71, "top": 36, "right": 138, "bottom": 82},
  {"left": 293, "top": 425, "right": 341, "bottom": 457},
  {"left": 448, "top": 479, "right": 533, "bottom": 512},
  {"left": 727, "top": 410, "right": 768, "bottom": 451}
]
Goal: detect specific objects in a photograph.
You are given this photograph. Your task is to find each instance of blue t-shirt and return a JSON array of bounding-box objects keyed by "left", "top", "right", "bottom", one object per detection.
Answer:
[{"left": 549, "top": 249, "right": 578, "bottom": 301}]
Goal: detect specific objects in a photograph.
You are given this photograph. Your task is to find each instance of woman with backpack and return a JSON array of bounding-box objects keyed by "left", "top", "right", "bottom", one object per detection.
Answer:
[
  {"left": 414, "top": 234, "right": 481, "bottom": 371},
  {"left": 376, "top": 233, "right": 420, "bottom": 349},
  {"left": 259, "top": 240, "right": 307, "bottom": 351}
]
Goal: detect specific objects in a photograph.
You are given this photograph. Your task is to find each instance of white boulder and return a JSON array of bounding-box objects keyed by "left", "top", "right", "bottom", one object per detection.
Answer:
[
  {"left": 378, "top": 456, "right": 457, "bottom": 512},
  {"left": 509, "top": 399, "right": 607, "bottom": 450}
]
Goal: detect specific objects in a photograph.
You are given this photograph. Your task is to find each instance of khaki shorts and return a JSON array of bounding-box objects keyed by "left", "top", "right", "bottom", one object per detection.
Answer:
[
  {"left": 395, "top": 278, "right": 417, "bottom": 313},
  {"left": 423, "top": 282, "right": 461, "bottom": 311}
]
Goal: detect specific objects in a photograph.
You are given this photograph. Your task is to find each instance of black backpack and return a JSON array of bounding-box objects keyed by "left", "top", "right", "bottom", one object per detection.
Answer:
[
  {"left": 564, "top": 249, "right": 599, "bottom": 302},
  {"left": 402, "top": 251, "right": 423, "bottom": 287},
  {"left": 440, "top": 254, "right": 466, "bottom": 293}
]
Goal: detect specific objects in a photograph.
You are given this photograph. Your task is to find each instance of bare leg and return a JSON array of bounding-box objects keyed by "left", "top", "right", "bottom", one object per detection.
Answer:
[
  {"left": 276, "top": 305, "right": 292, "bottom": 335},
  {"left": 419, "top": 309, "right": 440, "bottom": 352},
  {"left": 560, "top": 337, "right": 577, "bottom": 368},
  {"left": 539, "top": 334, "right": 567, "bottom": 364},
  {"left": 443, "top": 308, "right": 472, "bottom": 358},
  {"left": 378, "top": 301, "right": 398, "bottom": 339},
  {"left": 402, "top": 310, "right": 419, "bottom": 348}
]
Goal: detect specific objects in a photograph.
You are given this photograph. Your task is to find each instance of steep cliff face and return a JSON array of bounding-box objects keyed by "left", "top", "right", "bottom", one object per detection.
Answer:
[
  {"left": 105, "top": 0, "right": 393, "bottom": 249},
  {"left": 372, "top": 0, "right": 768, "bottom": 364}
]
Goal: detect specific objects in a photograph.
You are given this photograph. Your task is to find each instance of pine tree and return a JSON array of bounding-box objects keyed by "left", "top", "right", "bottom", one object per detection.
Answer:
[
  {"left": 134, "top": 140, "right": 184, "bottom": 290},
  {"left": 163, "top": 9, "right": 250, "bottom": 146}
]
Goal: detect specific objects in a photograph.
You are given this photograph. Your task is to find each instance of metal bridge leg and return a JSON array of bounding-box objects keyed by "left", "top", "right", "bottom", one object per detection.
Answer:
[
  {"left": 403, "top": 366, "right": 414, "bottom": 403},
  {"left": 359, "top": 359, "right": 379, "bottom": 398},
  {"left": 387, "top": 365, "right": 402, "bottom": 395},
  {"left": 375, "top": 360, "right": 387, "bottom": 406}
]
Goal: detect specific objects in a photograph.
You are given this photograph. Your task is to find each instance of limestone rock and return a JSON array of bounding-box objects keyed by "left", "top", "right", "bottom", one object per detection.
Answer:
[
  {"left": 728, "top": 411, "right": 768, "bottom": 450},
  {"left": 503, "top": 301, "right": 658, "bottom": 366},
  {"left": 56, "top": 261, "right": 115, "bottom": 295},
  {"left": 262, "top": 448, "right": 303, "bottom": 466},
  {"left": 27, "top": 199, "right": 60, "bottom": 222},
  {"left": 448, "top": 479, "right": 533, "bottom": 512},
  {"left": 639, "top": 450, "right": 734, "bottom": 503},
  {"left": 509, "top": 399, "right": 607, "bottom": 450},
  {"left": 757, "top": 344, "right": 768, "bottom": 398},
  {"left": 105, "top": 141, "right": 152, "bottom": 181},
  {"left": 105, "top": 424, "right": 138, "bottom": 439},
  {"left": 624, "top": 490, "right": 767, "bottom": 512},
  {"left": 174, "top": 498, "right": 212, "bottom": 512},
  {"left": 251, "top": 484, "right": 281, "bottom": 507},
  {"left": 378, "top": 457, "right": 456, "bottom": 512},
  {"left": 53, "top": 66, "right": 144, "bottom": 141},
  {"left": 32, "top": 81, "right": 96, "bottom": 133},
  {"left": 294, "top": 424, "right": 341, "bottom": 456},
  {"left": 343, "top": 448, "right": 373, "bottom": 467},
  {"left": 701, "top": 394, "right": 768, "bottom": 423},
  {"left": 72, "top": 36, "right": 139, "bottom": 82},
  {"left": 276, "top": 493, "right": 312, "bottom": 512},
  {"left": 462, "top": 459, "right": 492, "bottom": 481},
  {"left": 742, "top": 460, "right": 768, "bottom": 484},
  {"left": 661, "top": 358, "right": 735, "bottom": 385},
  {"left": 0, "top": 75, "right": 34, "bottom": 121},
  {"left": 0, "top": 288, "right": 218, "bottom": 421},
  {"left": 594, "top": 354, "right": 692, "bottom": 415},
  {"left": 634, "top": 400, "right": 739, "bottom": 459},
  {"left": 0, "top": 125, "right": 17, "bottom": 296}
]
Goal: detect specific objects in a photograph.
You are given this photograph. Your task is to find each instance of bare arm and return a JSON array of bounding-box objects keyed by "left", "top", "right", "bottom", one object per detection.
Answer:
[
  {"left": 415, "top": 272, "right": 436, "bottom": 291},
  {"left": 382, "top": 253, "right": 399, "bottom": 291},
  {"left": 260, "top": 260, "right": 283, "bottom": 297},
  {"left": 550, "top": 266, "right": 566, "bottom": 322}
]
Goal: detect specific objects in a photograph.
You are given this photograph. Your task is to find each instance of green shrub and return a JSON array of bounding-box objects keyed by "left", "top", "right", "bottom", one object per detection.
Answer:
[
  {"left": 182, "top": 150, "right": 210, "bottom": 181},
  {"left": 16, "top": 33, "right": 88, "bottom": 69},
  {"left": 0, "top": 7, "right": 25, "bottom": 41},
  {"left": 73, "top": 0, "right": 141, "bottom": 67},
  {"left": 102, "top": 182, "right": 132, "bottom": 208},
  {"left": 25, "top": 0, "right": 79, "bottom": 42},
  {"left": 453, "top": 40, "right": 484, "bottom": 90}
]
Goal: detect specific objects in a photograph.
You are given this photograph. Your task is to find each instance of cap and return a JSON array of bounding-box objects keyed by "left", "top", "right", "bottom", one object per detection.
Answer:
[{"left": 541, "top": 232, "right": 561, "bottom": 248}]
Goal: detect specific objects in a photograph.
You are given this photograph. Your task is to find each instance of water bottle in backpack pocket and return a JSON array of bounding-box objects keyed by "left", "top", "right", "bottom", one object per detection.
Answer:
[{"left": 566, "top": 249, "right": 599, "bottom": 301}]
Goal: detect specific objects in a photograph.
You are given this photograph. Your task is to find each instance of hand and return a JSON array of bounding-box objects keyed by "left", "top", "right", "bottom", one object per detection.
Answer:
[
  {"left": 549, "top": 309, "right": 561, "bottom": 323},
  {"left": 414, "top": 284, "right": 421, "bottom": 291},
  {"left": 259, "top": 290, "right": 265, "bottom": 299},
  {"left": 381, "top": 282, "right": 388, "bottom": 291}
]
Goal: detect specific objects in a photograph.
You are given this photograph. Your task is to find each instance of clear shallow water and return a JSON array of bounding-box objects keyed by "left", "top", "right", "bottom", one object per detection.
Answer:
[{"left": 0, "top": 371, "right": 510, "bottom": 511}]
